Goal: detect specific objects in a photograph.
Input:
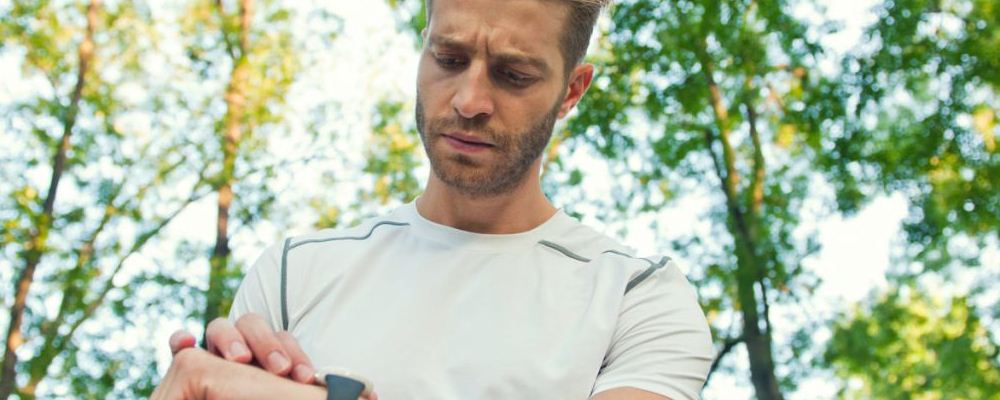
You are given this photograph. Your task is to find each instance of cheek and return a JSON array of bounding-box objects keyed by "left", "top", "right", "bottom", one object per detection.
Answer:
[
  {"left": 417, "top": 81, "right": 455, "bottom": 116},
  {"left": 496, "top": 92, "right": 557, "bottom": 126}
]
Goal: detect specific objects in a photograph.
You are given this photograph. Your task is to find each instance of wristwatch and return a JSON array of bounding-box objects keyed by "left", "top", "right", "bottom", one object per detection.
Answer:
[{"left": 312, "top": 367, "right": 373, "bottom": 400}]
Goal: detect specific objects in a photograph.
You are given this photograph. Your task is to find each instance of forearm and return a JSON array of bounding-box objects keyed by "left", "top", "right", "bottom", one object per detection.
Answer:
[
  {"left": 153, "top": 348, "right": 327, "bottom": 400},
  {"left": 205, "top": 357, "right": 327, "bottom": 400},
  {"left": 591, "top": 387, "right": 670, "bottom": 400}
]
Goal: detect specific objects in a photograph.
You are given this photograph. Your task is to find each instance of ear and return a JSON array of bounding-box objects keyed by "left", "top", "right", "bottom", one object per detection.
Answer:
[{"left": 556, "top": 63, "right": 595, "bottom": 119}]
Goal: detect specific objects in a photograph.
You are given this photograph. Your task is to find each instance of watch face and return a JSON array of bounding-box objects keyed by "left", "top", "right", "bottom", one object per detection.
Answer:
[{"left": 313, "top": 367, "right": 373, "bottom": 397}]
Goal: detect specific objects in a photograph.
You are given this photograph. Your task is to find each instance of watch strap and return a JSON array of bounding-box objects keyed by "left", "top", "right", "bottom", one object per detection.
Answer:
[{"left": 324, "top": 374, "right": 366, "bottom": 400}]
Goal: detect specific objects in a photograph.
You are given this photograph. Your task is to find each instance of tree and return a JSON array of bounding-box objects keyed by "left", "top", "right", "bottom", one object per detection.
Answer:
[
  {"left": 0, "top": 0, "right": 388, "bottom": 397},
  {"left": 547, "top": 0, "right": 998, "bottom": 396},
  {"left": 558, "top": 1, "right": 856, "bottom": 397},
  {"left": 824, "top": 289, "right": 1000, "bottom": 399},
  {"left": 0, "top": 1, "right": 213, "bottom": 397},
  {"left": 384, "top": 0, "right": 998, "bottom": 397},
  {"left": 821, "top": 0, "right": 999, "bottom": 396},
  {"left": 178, "top": 0, "right": 301, "bottom": 328},
  {"left": 1, "top": 1, "right": 101, "bottom": 394},
  {"left": 837, "top": 0, "right": 998, "bottom": 275}
]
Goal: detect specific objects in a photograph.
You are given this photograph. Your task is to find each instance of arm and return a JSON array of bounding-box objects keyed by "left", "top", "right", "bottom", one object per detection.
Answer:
[
  {"left": 592, "top": 387, "right": 671, "bottom": 400},
  {"left": 590, "top": 259, "right": 713, "bottom": 400},
  {"left": 168, "top": 315, "right": 316, "bottom": 382},
  {"left": 152, "top": 347, "right": 327, "bottom": 400},
  {"left": 167, "top": 240, "right": 319, "bottom": 384}
]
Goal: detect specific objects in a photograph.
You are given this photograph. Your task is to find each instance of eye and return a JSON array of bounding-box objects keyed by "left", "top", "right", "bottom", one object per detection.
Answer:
[
  {"left": 435, "top": 55, "right": 466, "bottom": 70},
  {"left": 498, "top": 68, "right": 535, "bottom": 87}
]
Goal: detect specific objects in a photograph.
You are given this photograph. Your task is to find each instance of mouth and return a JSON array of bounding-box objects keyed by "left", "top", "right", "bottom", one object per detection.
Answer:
[{"left": 441, "top": 132, "right": 495, "bottom": 152}]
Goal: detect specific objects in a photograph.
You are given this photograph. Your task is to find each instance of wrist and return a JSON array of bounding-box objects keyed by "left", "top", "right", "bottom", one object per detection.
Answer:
[
  {"left": 209, "top": 355, "right": 327, "bottom": 400},
  {"left": 311, "top": 367, "right": 372, "bottom": 400}
]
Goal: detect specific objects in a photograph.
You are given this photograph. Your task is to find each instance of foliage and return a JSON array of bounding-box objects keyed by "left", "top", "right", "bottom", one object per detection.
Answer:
[
  {"left": 310, "top": 100, "right": 424, "bottom": 230},
  {"left": 0, "top": 0, "right": 996, "bottom": 398},
  {"left": 555, "top": 0, "right": 850, "bottom": 397},
  {"left": 824, "top": 287, "right": 1000, "bottom": 399},
  {"left": 818, "top": 2, "right": 1000, "bottom": 396},
  {"left": 835, "top": 0, "right": 999, "bottom": 275},
  {"left": 385, "top": 0, "right": 999, "bottom": 397},
  {"left": 0, "top": 1, "right": 212, "bottom": 397},
  {"left": 361, "top": 101, "right": 423, "bottom": 205}
]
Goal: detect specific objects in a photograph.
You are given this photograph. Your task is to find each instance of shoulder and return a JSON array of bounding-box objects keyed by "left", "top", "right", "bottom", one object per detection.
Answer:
[
  {"left": 593, "top": 258, "right": 712, "bottom": 400},
  {"left": 537, "top": 214, "right": 672, "bottom": 281},
  {"left": 283, "top": 211, "right": 411, "bottom": 254},
  {"left": 537, "top": 212, "right": 635, "bottom": 260}
]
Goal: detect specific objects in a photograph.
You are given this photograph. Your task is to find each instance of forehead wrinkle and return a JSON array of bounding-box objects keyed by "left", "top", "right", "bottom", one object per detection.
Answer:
[
  {"left": 427, "top": 0, "right": 571, "bottom": 70},
  {"left": 428, "top": 34, "right": 475, "bottom": 53},
  {"left": 428, "top": 32, "right": 553, "bottom": 76}
]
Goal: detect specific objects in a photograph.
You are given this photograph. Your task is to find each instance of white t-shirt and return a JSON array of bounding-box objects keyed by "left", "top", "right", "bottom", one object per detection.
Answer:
[{"left": 230, "top": 202, "right": 713, "bottom": 400}]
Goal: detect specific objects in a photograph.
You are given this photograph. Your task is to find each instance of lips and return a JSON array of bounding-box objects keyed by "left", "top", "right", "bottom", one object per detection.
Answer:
[
  {"left": 441, "top": 132, "right": 494, "bottom": 153},
  {"left": 442, "top": 132, "right": 494, "bottom": 147}
]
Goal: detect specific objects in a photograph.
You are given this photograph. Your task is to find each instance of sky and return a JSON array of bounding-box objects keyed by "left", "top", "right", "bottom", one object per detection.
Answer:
[{"left": 0, "top": 0, "right": 980, "bottom": 398}]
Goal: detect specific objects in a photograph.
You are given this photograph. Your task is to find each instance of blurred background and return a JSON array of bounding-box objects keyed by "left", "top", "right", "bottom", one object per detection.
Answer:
[{"left": 0, "top": 0, "right": 997, "bottom": 398}]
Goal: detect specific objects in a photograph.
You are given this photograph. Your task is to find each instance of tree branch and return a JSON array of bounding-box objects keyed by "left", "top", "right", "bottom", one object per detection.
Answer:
[
  {"left": 38, "top": 154, "right": 189, "bottom": 355},
  {"left": 697, "top": 38, "right": 783, "bottom": 399},
  {"left": 695, "top": 48, "right": 757, "bottom": 255},
  {"left": 706, "top": 335, "right": 745, "bottom": 384},
  {"left": 745, "top": 100, "right": 765, "bottom": 217},
  {"left": 27, "top": 161, "right": 210, "bottom": 389},
  {"left": 744, "top": 98, "right": 772, "bottom": 334},
  {"left": 238, "top": 0, "right": 253, "bottom": 54},
  {"left": 44, "top": 185, "right": 213, "bottom": 368},
  {"left": 214, "top": 0, "right": 239, "bottom": 61},
  {"left": 39, "top": 183, "right": 122, "bottom": 342},
  {"left": 1, "top": 1, "right": 101, "bottom": 397}
]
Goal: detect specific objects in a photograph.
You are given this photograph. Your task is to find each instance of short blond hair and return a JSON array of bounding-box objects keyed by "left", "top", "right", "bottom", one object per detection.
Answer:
[{"left": 425, "top": 0, "right": 610, "bottom": 74}]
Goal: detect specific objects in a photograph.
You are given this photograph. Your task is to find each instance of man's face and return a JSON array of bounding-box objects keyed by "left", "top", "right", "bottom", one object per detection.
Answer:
[{"left": 415, "top": 0, "right": 575, "bottom": 198}]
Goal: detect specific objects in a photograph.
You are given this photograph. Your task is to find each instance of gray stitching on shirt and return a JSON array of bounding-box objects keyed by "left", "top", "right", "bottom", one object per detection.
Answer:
[
  {"left": 624, "top": 256, "right": 671, "bottom": 294},
  {"left": 538, "top": 240, "right": 591, "bottom": 262},
  {"left": 280, "top": 220, "right": 409, "bottom": 331},
  {"left": 288, "top": 221, "right": 410, "bottom": 250},
  {"left": 280, "top": 237, "right": 292, "bottom": 331},
  {"left": 537, "top": 240, "right": 656, "bottom": 267},
  {"left": 600, "top": 249, "right": 652, "bottom": 265}
]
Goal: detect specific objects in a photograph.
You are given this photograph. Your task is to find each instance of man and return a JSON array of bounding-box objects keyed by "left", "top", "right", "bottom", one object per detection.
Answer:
[{"left": 152, "top": 0, "right": 713, "bottom": 399}]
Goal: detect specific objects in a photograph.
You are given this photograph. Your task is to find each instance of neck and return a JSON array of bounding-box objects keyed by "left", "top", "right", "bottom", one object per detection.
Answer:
[{"left": 416, "top": 166, "right": 557, "bottom": 234}]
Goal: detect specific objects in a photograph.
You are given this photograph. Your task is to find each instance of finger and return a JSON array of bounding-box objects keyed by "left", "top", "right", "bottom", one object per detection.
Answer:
[
  {"left": 169, "top": 330, "right": 197, "bottom": 356},
  {"left": 276, "top": 331, "right": 314, "bottom": 384},
  {"left": 235, "top": 313, "right": 292, "bottom": 375},
  {"left": 275, "top": 332, "right": 316, "bottom": 384},
  {"left": 205, "top": 318, "right": 253, "bottom": 363}
]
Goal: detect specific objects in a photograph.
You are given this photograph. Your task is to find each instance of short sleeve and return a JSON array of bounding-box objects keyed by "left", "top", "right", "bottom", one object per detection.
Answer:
[
  {"left": 591, "top": 260, "right": 714, "bottom": 400},
  {"left": 228, "top": 241, "right": 285, "bottom": 331}
]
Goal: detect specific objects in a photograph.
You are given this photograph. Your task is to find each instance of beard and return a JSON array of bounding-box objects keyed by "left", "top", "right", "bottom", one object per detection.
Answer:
[{"left": 415, "top": 92, "right": 561, "bottom": 198}]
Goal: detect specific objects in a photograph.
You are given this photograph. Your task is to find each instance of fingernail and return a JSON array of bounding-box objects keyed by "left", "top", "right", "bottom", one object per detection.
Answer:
[
  {"left": 168, "top": 331, "right": 182, "bottom": 348},
  {"left": 294, "top": 364, "right": 314, "bottom": 382},
  {"left": 268, "top": 351, "right": 290, "bottom": 372},
  {"left": 229, "top": 342, "right": 249, "bottom": 359}
]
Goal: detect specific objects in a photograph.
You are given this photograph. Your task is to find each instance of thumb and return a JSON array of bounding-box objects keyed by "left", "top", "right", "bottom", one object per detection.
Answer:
[{"left": 169, "top": 330, "right": 197, "bottom": 356}]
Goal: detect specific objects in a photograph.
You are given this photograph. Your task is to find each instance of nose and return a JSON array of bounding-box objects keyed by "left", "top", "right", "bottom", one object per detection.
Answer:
[{"left": 451, "top": 62, "right": 495, "bottom": 119}]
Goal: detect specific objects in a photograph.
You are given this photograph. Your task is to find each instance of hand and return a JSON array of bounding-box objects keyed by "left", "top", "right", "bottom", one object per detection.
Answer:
[
  {"left": 152, "top": 347, "right": 329, "bottom": 400},
  {"left": 168, "top": 313, "right": 316, "bottom": 384}
]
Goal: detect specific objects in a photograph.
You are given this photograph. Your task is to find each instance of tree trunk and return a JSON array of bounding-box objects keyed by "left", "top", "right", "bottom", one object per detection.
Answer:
[
  {"left": 0, "top": 1, "right": 100, "bottom": 398},
  {"left": 697, "top": 45, "right": 784, "bottom": 400},
  {"left": 203, "top": 0, "right": 253, "bottom": 328},
  {"left": 734, "top": 241, "right": 783, "bottom": 400}
]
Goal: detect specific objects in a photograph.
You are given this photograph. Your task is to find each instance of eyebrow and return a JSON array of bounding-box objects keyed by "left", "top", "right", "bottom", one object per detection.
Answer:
[{"left": 428, "top": 34, "right": 552, "bottom": 76}]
